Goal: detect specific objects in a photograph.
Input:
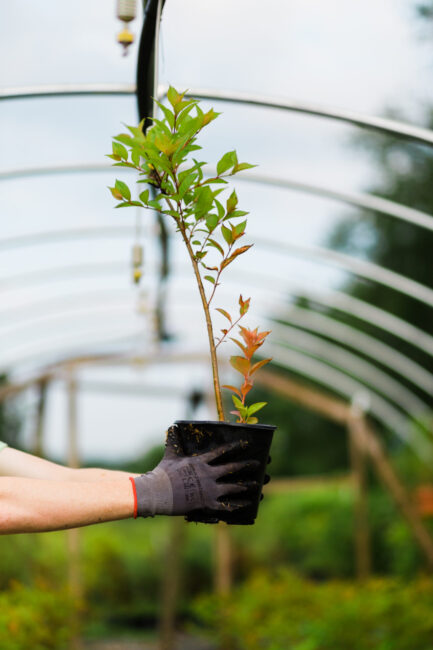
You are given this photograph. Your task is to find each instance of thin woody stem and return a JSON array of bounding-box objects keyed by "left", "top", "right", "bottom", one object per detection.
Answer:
[{"left": 179, "top": 228, "right": 225, "bottom": 421}]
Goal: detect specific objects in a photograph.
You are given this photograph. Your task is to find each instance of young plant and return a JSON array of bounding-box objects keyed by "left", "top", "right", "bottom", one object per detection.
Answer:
[
  {"left": 224, "top": 325, "right": 271, "bottom": 424},
  {"left": 108, "top": 86, "right": 271, "bottom": 423}
]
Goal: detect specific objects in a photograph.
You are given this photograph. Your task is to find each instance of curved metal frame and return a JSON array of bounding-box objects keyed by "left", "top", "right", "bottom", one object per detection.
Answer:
[
  {"left": 273, "top": 305, "right": 433, "bottom": 395},
  {"left": 270, "top": 324, "right": 428, "bottom": 416},
  {"left": 1, "top": 231, "right": 432, "bottom": 309},
  {"left": 2, "top": 163, "right": 433, "bottom": 234},
  {"left": 0, "top": 83, "right": 432, "bottom": 451},
  {"left": 3, "top": 83, "right": 433, "bottom": 148},
  {"left": 1, "top": 297, "right": 429, "bottom": 429},
  {"left": 265, "top": 344, "right": 433, "bottom": 462},
  {"left": 1, "top": 268, "right": 431, "bottom": 359},
  {"left": 1, "top": 280, "right": 431, "bottom": 399}
]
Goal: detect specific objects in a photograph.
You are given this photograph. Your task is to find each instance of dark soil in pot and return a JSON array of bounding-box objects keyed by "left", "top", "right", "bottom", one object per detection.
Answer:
[{"left": 174, "top": 420, "right": 276, "bottom": 525}]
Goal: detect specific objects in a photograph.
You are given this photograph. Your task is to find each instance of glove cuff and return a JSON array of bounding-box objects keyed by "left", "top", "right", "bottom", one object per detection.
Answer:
[{"left": 133, "top": 467, "right": 173, "bottom": 517}]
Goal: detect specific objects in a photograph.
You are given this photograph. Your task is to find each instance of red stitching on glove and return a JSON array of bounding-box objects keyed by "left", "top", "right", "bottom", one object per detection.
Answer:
[{"left": 129, "top": 477, "right": 138, "bottom": 519}]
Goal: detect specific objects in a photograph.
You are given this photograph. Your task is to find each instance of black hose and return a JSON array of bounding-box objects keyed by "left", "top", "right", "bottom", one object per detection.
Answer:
[{"left": 136, "top": 0, "right": 166, "bottom": 131}]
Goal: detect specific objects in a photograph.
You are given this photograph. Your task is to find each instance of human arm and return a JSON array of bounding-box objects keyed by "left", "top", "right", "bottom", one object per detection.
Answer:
[
  {"left": 0, "top": 446, "right": 139, "bottom": 482},
  {"left": 0, "top": 475, "right": 134, "bottom": 534},
  {"left": 0, "top": 431, "right": 257, "bottom": 534}
]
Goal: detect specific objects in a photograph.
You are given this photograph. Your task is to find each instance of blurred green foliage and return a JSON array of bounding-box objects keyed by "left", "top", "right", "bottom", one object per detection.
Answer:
[
  {"left": 0, "top": 481, "right": 431, "bottom": 639},
  {"left": 194, "top": 569, "right": 433, "bottom": 650},
  {"left": 0, "top": 581, "right": 76, "bottom": 649}
]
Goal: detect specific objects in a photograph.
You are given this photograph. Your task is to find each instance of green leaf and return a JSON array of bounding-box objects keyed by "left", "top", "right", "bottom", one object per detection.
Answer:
[
  {"left": 112, "top": 142, "right": 128, "bottom": 160},
  {"left": 130, "top": 149, "right": 141, "bottom": 166},
  {"left": 155, "top": 100, "right": 175, "bottom": 129},
  {"left": 226, "top": 190, "right": 238, "bottom": 214},
  {"left": 233, "top": 162, "right": 257, "bottom": 173},
  {"left": 230, "top": 210, "right": 249, "bottom": 218},
  {"left": 217, "top": 150, "right": 238, "bottom": 175},
  {"left": 202, "top": 108, "right": 220, "bottom": 125},
  {"left": 108, "top": 186, "right": 123, "bottom": 200},
  {"left": 215, "top": 199, "right": 225, "bottom": 221},
  {"left": 216, "top": 308, "right": 232, "bottom": 323},
  {"left": 206, "top": 238, "right": 224, "bottom": 255},
  {"left": 247, "top": 402, "right": 267, "bottom": 416},
  {"left": 139, "top": 190, "right": 149, "bottom": 205},
  {"left": 194, "top": 186, "right": 214, "bottom": 218},
  {"left": 178, "top": 173, "right": 197, "bottom": 199},
  {"left": 234, "top": 220, "right": 247, "bottom": 236},
  {"left": 232, "top": 395, "right": 245, "bottom": 411},
  {"left": 204, "top": 275, "right": 215, "bottom": 284},
  {"left": 174, "top": 98, "right": 194, "bottom": 116},
  {"left": 246, "top": 417, "right": 258, "bottom": 424},
  {"left": 115, "top": 180, "right": 131, "bottom": 201},
  {"left": 167, "top": 86, "right": 182, "bottom": 108},
  {"left": 205, "top": 215, "right": 219, "bottom": 232},
  {"left": 148, "top": 199, "right": 162, "bottom": 210},
  {"left": 114, "top": 133, "right": 133, "bottom": 146},
  {"left": 221, "top": 225, "right": 234, "bottom": 245}
]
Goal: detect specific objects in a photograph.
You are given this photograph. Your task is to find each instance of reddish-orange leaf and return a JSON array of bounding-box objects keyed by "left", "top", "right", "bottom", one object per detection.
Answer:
[
  {"left": 216, "top": 308, "right": 232, "bottom": 323},
  {"left": 222, "top": 384, "right": 242, "bottom": 398},
  {"left": 238, "top": 294, "right": 251, "bottom": 316},
  {"left": 250, "top": 358, "right": 272, "bottom": 374},
  {"left": 220, "top": 245, "right": 252, "bottom": 271},
  {"left": 229, "top": 337, "right": 247, "bottom": 355},
  {"left": 230, "top": 356, "right": 250, "bottom": 376},
  {"left": 230, "top": 410, "right": 243, "bottom": 423},
  {"left": 241, "top": 379, "right": 253, "bottom": 399}
]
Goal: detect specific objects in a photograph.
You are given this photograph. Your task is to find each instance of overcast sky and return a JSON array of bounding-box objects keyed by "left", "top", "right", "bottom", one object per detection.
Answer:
[{"left": 1, "top": 0, "right": 431, "bottom": 461}]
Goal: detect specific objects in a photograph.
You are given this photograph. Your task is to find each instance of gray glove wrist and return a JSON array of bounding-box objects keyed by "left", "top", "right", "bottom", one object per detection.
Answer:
[{"left": 134, "top": 467, "right": 173, "bottom": 517}]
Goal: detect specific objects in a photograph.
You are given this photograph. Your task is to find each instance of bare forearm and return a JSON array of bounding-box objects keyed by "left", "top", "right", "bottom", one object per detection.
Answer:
[
  {"left": 0, "top": 448, "right": 139, "bottom": 482},
  {"left": 0, "top": 477, "right": 134, "bottom": 534},
  {"left": 68, "top": 467, "right": 140, "bottom": 482}
]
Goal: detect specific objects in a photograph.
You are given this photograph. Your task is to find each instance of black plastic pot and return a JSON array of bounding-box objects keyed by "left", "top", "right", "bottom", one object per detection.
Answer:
[{"left": 174, "top": 420, "right": 276, "bottom": 525}]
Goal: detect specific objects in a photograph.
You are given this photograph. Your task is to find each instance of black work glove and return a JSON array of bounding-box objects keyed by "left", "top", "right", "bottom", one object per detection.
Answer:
[{"left": 132, "top": 425, "right": 259, "bottom": 517}]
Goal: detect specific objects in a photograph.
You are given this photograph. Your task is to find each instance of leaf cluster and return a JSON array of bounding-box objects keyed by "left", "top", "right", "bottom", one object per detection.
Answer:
[
  {"left": 223, "top": 326, "right": 272, "bottom": 424},
  {"left": 107, "top": 87, "right": 255, "bottom": 295},
  {"left": 107, "top": 87, "right": 273, "bottom": 423}
]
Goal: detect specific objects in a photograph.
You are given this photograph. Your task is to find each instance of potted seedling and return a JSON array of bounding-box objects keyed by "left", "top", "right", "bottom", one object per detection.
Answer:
[{"left": 108, "top": 87, "right": 275, "bottom": 524}]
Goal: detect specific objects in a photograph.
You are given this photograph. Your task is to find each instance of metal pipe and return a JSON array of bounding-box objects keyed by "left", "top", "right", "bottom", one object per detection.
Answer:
[
  {"left": 2, "top": 84, "right": 433, "bottom": 148},
  {"left": 265, "top": 343, "right": 433, "bottom": 462},
  {"left": 2, "top": 164, "right": 433, "bottom": 233},
  {"left": 1, "top": 292, "right": 431, "bottom": 402},
  {"left": 178, "top": 87, "right": 433, "bottom": 148},
  {"left": 1, "top": 271, "right": 431, "bottom": 359},
  {"left": 273, "top": 306, "right": 433, "bottom": 396},
  {"left": 2, "top": 230, "right": 432, "bottom": 309},
  {"left": 0, "top": 83, "right": 135, "bottom": 101},
  {"left": 269, "top": 324, "right": 429, "bottom": 416},
  {"left": 256, "top": 237, "right": 433, "bottom": 308}
]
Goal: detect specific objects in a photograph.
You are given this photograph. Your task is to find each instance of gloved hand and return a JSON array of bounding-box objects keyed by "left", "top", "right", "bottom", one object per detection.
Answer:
[{"left": 131, "top": 425, "right": 259, "bottom": 518}]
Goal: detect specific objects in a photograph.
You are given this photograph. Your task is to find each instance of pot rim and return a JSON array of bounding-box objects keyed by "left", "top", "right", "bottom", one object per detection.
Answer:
[{"left": 174, "top": 419, "right": 276, "bottom": 431}]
